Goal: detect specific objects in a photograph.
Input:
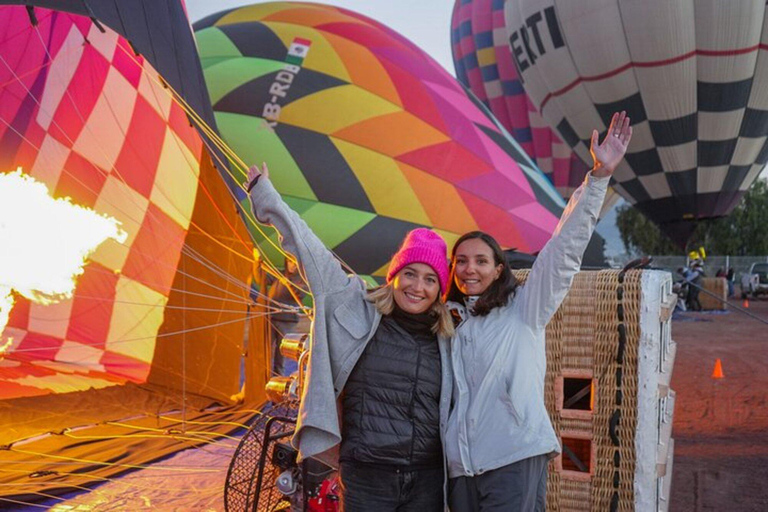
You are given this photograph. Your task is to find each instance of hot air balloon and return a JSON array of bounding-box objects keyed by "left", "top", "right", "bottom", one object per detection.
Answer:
[
  {"left": 194, "top": 1, "right": 566, "bottom": 282},
  {"left": 0, "top": 2, "right": 261, "bottom": 504},
  {"left": 504, "top": 0, "right": 768, "bottom": 245},
  {"left": 0, "top": 1, "right": 251, "bottom": 399},
  {"left": 451, "top": 0, "right": 590, "bottom": 199}
]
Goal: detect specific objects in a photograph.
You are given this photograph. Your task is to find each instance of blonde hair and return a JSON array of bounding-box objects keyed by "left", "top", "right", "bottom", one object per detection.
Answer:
[{"left": 366, "top": 284, "right": 454, "bottom": 338}]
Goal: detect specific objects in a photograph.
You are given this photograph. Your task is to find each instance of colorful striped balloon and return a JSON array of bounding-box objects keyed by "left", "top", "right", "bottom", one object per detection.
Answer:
[
  {"left": 0, "top": 6, "right": 249, "bottom": 400},
  {"left": 194, "top": 2, "right": 565, "bottom": 279}
]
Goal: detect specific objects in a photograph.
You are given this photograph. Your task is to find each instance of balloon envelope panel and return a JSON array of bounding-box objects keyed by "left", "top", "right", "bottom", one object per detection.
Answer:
[
  {"left": 504, "top": 0, "right": 768, "bottom": 244},
  {"left": 0, "top": 7, "right": 243, "bottom": 400},
  {"left": 195, "top": 1, "right": 565, "bottom": 278},
  {"left": 451, "top": 0, "right": 590, "bottom": 199}
]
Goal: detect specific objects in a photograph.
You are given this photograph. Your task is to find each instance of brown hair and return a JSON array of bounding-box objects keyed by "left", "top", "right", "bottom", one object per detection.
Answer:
[{"left": 446, "top": 231, "right": 519, "bottom": 316}]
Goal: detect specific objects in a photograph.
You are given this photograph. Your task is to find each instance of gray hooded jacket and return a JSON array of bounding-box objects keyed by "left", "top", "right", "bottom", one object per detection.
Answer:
[
  {"left": 248, "top": 177, "right": 453, "bottom": 468},
  {"left": 445, "top": 172, "right": 608, "bottom": 478}
]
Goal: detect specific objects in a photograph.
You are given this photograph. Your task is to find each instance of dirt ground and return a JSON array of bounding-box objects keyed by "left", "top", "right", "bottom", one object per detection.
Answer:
[{"left": 669, "top": 295, "right": 768, "bottom": 511}]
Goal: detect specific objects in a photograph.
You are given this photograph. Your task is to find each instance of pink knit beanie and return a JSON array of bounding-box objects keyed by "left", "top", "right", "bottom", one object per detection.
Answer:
[{"left": 386, "top": 228, "right": 450, "bottom": 292}]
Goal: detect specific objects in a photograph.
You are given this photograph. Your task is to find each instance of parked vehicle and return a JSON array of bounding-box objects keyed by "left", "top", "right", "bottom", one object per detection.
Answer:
[{"left": 741, "top": 263, "right": 768, "bottom": 299}]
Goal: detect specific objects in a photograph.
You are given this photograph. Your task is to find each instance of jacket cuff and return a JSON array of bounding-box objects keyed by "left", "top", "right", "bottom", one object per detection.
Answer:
[
  {"left": 248, "top": 173, "right": 276, "bottom": 199},
  {"left": 247, "top": 175, "right": 281, "bottom": 221},
  {"left": 246, "top": 174, "right": 260, "bottom": 193},
  {"left": 584, "top": 170, "right": 610, "bottom": 191}
]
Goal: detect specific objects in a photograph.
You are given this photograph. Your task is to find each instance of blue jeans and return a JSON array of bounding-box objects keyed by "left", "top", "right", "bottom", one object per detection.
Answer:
[{"left": 339, "top": 461, "right": 444, "bottom": 512}]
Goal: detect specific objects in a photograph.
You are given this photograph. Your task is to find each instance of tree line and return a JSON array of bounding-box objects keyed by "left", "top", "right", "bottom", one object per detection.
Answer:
[{"left": 616, "top": 179, "right": 768, "bottom": 256}]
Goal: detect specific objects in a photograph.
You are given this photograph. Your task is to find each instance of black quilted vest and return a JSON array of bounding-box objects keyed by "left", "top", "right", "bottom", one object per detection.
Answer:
[{"left": 339, "top": 308, "right": 442, "bottom": 467}]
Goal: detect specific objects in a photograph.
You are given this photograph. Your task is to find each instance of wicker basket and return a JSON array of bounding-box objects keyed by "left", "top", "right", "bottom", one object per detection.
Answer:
[{"left": 512, "top": 269, "right": 677, "bottom": 511}]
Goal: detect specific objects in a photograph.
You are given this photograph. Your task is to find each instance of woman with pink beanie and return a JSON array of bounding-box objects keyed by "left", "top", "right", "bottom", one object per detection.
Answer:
[{"left": 246, "top": 163, "right": 454, "bottom": 511}]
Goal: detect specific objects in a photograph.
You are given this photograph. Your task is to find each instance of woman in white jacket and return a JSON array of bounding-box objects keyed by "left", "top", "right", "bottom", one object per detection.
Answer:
[{"left": 444, "top": 112, "right": 632, "bottom": 511}]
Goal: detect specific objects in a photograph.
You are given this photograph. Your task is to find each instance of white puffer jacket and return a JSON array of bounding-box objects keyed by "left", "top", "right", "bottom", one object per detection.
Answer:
[{"left": 445, "top": 172, "right": 609, "bottom": 478}]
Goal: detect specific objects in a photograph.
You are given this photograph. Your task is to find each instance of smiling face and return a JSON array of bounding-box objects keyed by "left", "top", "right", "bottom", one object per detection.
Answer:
[
  {"left": 392, "top": 263, "right": 441, "bottom": 314},
  {"left": 452, "top": 238, "right": 504, "bottom": 296}
]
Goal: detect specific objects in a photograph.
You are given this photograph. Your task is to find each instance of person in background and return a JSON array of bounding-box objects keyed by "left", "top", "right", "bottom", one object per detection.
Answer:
[
  {"left": 267, "top": 257, "right": 305, "bottom": 376},
  {"left": 684, "top": 262, "right": 703, "bottom": 311},
  {"left": 443, "top": 112, "right": 632, "bottom": 511},
  {"left": 674, "top": 267, "right": 690, "bottom": 312},
  {"left": 726, "top": 267, "right": 735, "bottom": 298}
]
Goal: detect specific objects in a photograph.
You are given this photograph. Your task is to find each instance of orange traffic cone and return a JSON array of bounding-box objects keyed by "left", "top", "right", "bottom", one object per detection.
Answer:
[
  {"left": 712, "top": 359, "right": 725, "bottom": 379},
  {"left": 743, "top": 298, "right": 750, "bottom": 308}
]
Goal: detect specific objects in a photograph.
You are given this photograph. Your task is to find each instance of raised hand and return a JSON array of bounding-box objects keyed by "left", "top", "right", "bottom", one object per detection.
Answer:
[
  {"left": 247, "top": 162, "right": 270, "bottom": 186},
  {"left": 590, "top": 111, "right": 632, "bottom": 178}
]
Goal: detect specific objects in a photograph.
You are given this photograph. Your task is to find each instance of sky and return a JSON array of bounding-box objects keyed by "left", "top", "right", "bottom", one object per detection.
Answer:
[{"left": 186, "top": 0, "right": 456, "bottom": 75}]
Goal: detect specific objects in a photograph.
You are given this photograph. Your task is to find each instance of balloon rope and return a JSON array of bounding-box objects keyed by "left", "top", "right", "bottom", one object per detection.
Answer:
[
  {"left": 29, "top": 25, "right": 266, "bottom": 293},
  {"left": 0, "top": 116, "right": 247, "bottom": 306},
  {"left": 0, "top": 115, "right": 298, "bottom": 316},
  {"left": 60, "top": 430, "right": 240, "bottom": 446},
  {"left": 0, "top": 17, "right": 294, "bottom": 487},
  {"left": 0, "top": 478, "right": 226, "bottom": 501},
  {"left": 199, "top": 135, "right": 313, "bottom": 299},
  {"left": 0, "top": 406, "right": 273, "bottom": 486},
  {"left": 110, "top": 43, "right": 329, "bottom": 290},
  {"left": 7, "top": 446, "right": 222, "bottom": 473},
  {"left": 0, "top": 465, "right": 229, "bottom": 492},
  {"left": 0, "top": 114, "right": 258, "bottom": 307},
  {"left": 0, "top": 108, "right": 306, "bottom": 366},
  {"left": 0, "top": 496, "right": 56, "bottom": 509},
  {"left": 156, "top": 415, "right": 251, "bottom": 429},
  {"left": 686, "top": 280, "right": 768, "bottom": 326},
  {"left": 7, "top": 311, "right": 271, "bottom": 356},
  {"left": 0, "top": 491, "right": 90, "bottom": 509},
  {"left": 3, "top": 33, "right": 258, "bottom": 299},
  {"left": 1, "top": 400, "right": 260, "bottom": 450},
  {"left": 113, "top": 40, "right": 367, "bottom": 302}
]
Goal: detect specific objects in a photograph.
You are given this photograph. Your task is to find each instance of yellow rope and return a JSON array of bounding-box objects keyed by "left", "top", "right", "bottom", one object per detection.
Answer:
[
  {"left": 0, "top": 466, "right": 228, "bottom": 493},
  {"left": 0, "top": 496, "right": 50, "bottom": 509},
  {"left": 61, "top": 430, "right": 239, "bottom": 446},
  {"left": 8, "top": 447, "right": 222, "bottom": 473},
  {"left": 112, "top": 43, "right": 316, "bottom": 292},
  {"left": 157, "top": 415, "right": 251, "bottom": 429}
]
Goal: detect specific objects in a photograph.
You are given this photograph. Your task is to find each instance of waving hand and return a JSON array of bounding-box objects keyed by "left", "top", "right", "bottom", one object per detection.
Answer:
[{"left": 590, "top": 111, "right": 632, "bottom": 178}]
